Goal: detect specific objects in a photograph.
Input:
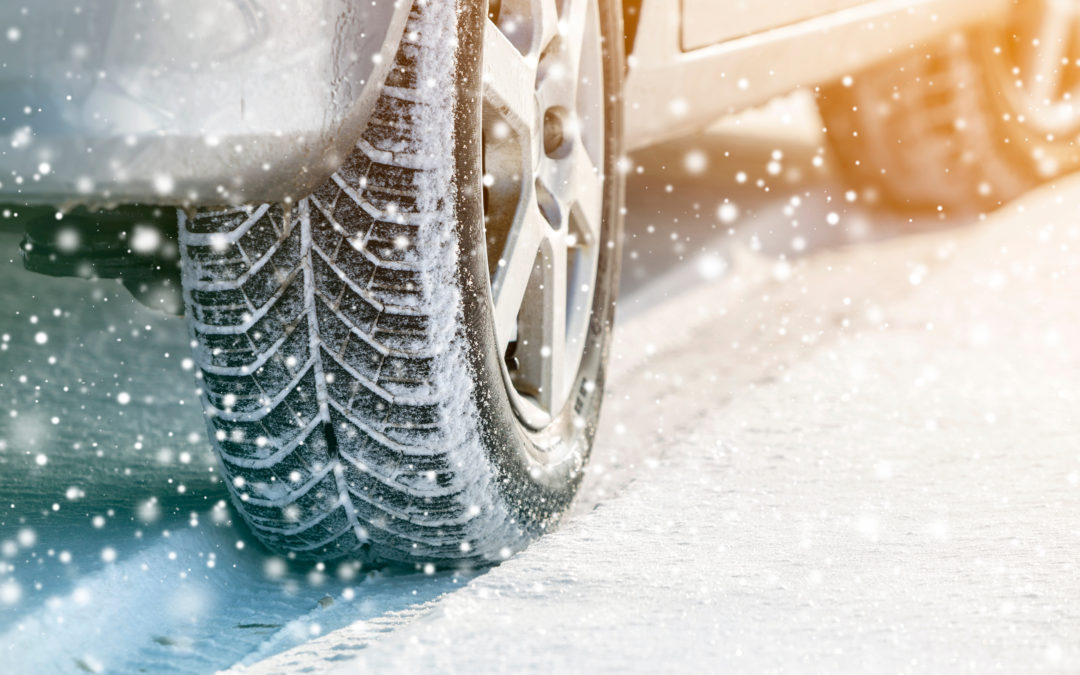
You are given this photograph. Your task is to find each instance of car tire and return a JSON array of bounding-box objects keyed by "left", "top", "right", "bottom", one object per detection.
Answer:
[
  {"left": 817, "top": 14, "right": 1080, "bottom": 212},
  {"left": 178, "top": 0, "right": 624, "bottom": 565}
]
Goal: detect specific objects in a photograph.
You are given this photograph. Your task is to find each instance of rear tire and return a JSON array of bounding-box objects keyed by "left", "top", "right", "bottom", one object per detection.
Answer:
[
  {"left": 818, "top": 20, "right": 1080, "bottom": 211},
  {"left": 178, "top": 0, "right": 623, "bottom": 565}
]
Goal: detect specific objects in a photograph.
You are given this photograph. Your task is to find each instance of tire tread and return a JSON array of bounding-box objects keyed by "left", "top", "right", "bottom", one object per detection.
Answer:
[{"left": 180, "top": 4, "right": 491, "bottom": 563}]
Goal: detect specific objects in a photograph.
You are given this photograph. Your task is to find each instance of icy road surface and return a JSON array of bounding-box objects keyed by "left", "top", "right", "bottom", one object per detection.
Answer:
[{"left": 3, "top": 99, "right": 1080, "bottom": 672}]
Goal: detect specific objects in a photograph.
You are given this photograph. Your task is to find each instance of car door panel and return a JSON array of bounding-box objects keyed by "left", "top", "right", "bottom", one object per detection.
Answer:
[
  {"left": 682, "top": 0, "right": 870, "bottom": 50},
  {"left": 625, "top": 0, "right": 1010, "bottom": 151}
]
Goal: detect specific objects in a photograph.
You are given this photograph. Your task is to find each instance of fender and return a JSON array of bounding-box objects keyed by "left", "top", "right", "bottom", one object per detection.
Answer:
[{"left": 0, "top": 0, "right": 411, "bottom": 207}]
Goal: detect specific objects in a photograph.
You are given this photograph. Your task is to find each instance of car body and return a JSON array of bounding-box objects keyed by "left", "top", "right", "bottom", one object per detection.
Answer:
[
  {"left": 622, "top": 0, "right": 1009, "bottom": 149},
  {"left": 1, "top": 0, "right": 1009, "bottom": 208},
  {"left": 0, "top": 0, "right": 411, "bottom": 207}
]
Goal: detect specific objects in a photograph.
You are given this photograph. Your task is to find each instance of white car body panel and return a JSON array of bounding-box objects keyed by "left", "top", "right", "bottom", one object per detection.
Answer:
[
  {"left": 0, "top": 0, "right": 410, "bottom": 207},
  {"left": 624, "top": 0, "right": 1011, "bottom": 151},
  {"left": 682, "top": 0, "right": 869, "bottom": 50},
  {"left": 0, "top": 0, "right": 1015, "bottom": 206}
]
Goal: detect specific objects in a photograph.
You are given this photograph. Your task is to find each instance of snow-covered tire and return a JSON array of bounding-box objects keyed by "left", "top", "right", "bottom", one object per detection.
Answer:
[
  {"left": 178, "top": 0, "right": 623, "bottom": 565},
  {"left": 817, "top": 22, "right": 1080, "bottom": 211}
]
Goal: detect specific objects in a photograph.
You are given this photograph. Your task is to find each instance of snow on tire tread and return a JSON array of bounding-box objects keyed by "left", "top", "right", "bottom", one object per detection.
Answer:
[{"left": 179, "top": 1, "right": 515, "bottom": 564}]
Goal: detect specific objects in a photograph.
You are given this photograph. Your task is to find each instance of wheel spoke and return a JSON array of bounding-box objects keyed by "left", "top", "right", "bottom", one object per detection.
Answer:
[
  {"left": 536, "top": 0, "right": 561, "bottom": 55},
  {"left": 483, "top": 20, "right": 539, "bottom": 137},
  {"left": 1023, "top": 0, "right": 1077, "bottom": 105},
  {"left": 569, "top": 141, "right": 603, "bottom": 245},
  {"left": 540, "top": 238, "right": 568, "bottom": 412},
  {"left": 558, "top": 0, "right": 592, "bottom": 72},
  {"left": 507, "top": 234, "right": 560, "bottom": 413},
  {"left": 492, "top": 197, "right": 547, "bottom": 352}
]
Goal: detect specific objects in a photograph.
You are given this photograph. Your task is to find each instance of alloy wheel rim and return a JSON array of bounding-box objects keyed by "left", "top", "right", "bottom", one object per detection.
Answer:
[
  {"left": 996, "top": 0, "right": 1080, "bottom": 136},
  {"left": 481, "top": 0, "right": 606, "bottom": 430}
]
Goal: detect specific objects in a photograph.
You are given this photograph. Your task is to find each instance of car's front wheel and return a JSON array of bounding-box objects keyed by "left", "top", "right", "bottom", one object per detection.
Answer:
[{"left": 178, "top": 0, "right": 624, "bottom": 565}]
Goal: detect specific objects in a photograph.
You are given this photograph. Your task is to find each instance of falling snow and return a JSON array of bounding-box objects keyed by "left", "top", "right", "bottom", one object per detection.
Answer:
[{"left": 1, "top": 0, "right": 1080, "bottom": 670}]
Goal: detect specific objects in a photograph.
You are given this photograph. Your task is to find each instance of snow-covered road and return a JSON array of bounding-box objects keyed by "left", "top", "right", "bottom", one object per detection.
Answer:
[
  {"left": 3, "top": 99, "right": 1080, "bottom": 672},
  {"left": 254, "top": 170, "right": 1080, "bottom": 673}
]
